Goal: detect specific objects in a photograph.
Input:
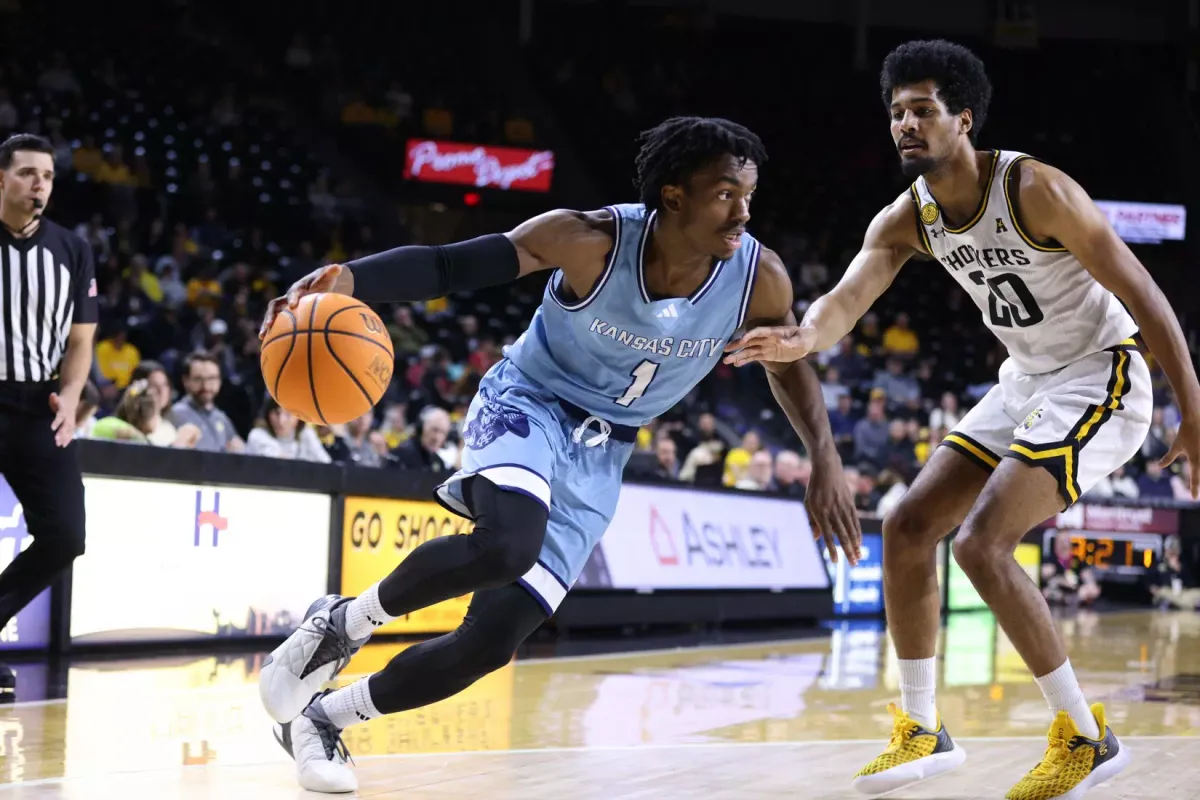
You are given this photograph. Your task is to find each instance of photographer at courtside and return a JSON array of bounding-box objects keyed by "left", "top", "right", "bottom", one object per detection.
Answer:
[{"left": 0, "top": 134, "right": 98, "bottom": 697}]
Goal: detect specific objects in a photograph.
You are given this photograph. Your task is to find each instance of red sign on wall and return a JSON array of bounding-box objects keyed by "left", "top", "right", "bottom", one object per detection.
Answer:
[{"left": 404, "top": 139, "right": 555, "bottom": 192}]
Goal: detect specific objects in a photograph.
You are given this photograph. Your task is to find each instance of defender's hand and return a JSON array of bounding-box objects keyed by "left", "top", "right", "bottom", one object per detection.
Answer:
[
  {"left": 723, "top": 323, "right": 819, "bottom": 367},
  {"left": 804, "top": 457, "right": 862, "bottom": 565},
  {"left": 259, "top": 264, "right": 349, "bottom": 339},
  {"left": 1160, "top": 415, "right": 1200, "bottom": 499}
]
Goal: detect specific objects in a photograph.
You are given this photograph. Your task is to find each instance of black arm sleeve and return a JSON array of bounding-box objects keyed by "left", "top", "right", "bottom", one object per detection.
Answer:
[
  {"left": 72, "top": 239, "right": 99, "bottom": 323},
  {"left": 347, "top": 233, "right": 522, "bottom": 304}
]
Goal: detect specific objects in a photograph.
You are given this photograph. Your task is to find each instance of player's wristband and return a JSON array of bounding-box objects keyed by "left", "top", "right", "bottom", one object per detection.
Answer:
[{"left": 347, "top": 233, "right": 521, "bottom": 303}]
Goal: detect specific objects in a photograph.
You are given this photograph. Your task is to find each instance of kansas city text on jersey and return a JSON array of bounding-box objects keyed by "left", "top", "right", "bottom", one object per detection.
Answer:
[{"left": 587, "top": 317, "right": 725, "bottom": 359}]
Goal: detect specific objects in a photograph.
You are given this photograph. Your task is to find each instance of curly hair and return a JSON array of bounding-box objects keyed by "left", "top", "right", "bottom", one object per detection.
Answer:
[
  {"left": 880, "top": 40, "right": 993, "bottom": 144},
  {"left": 633, "top": 117, "right": 767, "bottom": 212}
]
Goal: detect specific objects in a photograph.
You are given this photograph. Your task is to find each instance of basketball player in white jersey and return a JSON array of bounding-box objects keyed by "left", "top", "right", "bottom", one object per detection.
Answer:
[{"left": 725, "top": 39, "right": 1200, "bottom": 799}]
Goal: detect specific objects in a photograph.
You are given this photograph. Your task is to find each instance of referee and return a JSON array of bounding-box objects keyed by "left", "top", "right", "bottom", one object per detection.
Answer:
[{"left": 0, "top": 134, "right": 97, "bottom": 695}]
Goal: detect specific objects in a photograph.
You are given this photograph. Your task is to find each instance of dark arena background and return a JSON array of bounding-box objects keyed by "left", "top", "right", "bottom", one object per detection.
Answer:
[{"left": 0, "top": 0, "right": 1198, "bottom": 797}]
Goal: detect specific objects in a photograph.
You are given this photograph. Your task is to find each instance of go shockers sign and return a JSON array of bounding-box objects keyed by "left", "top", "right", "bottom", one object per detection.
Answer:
[{"left": 341, "top": 497, "right": 476, "bottom": 634}]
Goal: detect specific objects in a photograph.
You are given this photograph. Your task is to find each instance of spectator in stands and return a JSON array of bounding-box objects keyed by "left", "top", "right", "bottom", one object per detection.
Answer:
[
  {"left": 820, "top": 365, "right": 848, "bottom": 408},
  {"left": 94, "top": 321, "right": 141, "bottom": 390},
  {"left": 652, "top": 435, "right": 680, "bottom": 481},
  {"left": 91, "top": 380, "right": 198, "bottom": 447},
  {"left": 168, "top": 351, "right": 245, "bottom": 453},
  {"left": 378, "top": 403, "right": 409, "bottom": 450},
  {"left": 850, "top": 467, "right": 880, "bottom": 512},
  {"left": 129, "top": 360, "right": 178, "bottom": 446},
  {"left": 246, "top": 396, "right": 330, "bottom": 463},
  {"left": 853, "top": 393, "right": 889, "bottom": 467},
  {"left": 856, "top": 313, "right": 883, "bottom": 355},
  {"left": 723, "top": 429, "right": 761, "bottom": 487},
  {"left": 1085, "top": 464, "right": 1140, "bottom": 500},
  {"left": 389, "top": 406, "right": 451, "bottom": 474},
  {"left": 883, "top": 312, "right": 920, "bottom": 358},
  {"left": 773, "top": 450, "right": 808, "bottom": 499},
  {"left": 339, "top": 412, "right": 386, "bottom": 468},
  {"left": 1137, "top": 460, "right": 1175, "bottom": 499},
  {"left": 883, "top": 419, "right": 917, "bottom": 474},
  {"left": 1042, "top": 531, "right": 1100, "bottom": 606},
  {"left": 0, "top": 89, "right": 18, "bottom": 132},
  {"left": 74, "top": 381, "right": 101, "bottom": 440},
  {"left": 736, "top": 450, "right": 774, "bottom": 491},
  {"left": 874, "top": 357, "right": 921, "bottom": 412},
  {"left": 828, "top": 392, "right": 857, "bottom": 460},
  {"left": 797, "top": 250, "right": 829, "bottom": 294},
  {"left": 928, "top": 391, "right": 963, "bottom": 433},
  {"left": 679, "top": 438, "right": 726, "bottom": 487},
  {"left": 829, "top": 335, "right": 869, "bottom": 385},
  {"left": 1149, "top": 536, "right": 1200, "bottom": 610},
  {"left": 876, "top": 468, "right": 909, "bottom": 517}
]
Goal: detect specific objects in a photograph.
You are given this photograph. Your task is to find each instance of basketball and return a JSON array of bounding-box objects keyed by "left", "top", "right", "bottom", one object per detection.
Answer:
[{"left": 259, "top": 293, "right": 394, "bottom": 425}]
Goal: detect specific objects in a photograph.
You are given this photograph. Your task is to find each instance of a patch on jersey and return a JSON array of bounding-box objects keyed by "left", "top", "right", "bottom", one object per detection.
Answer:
[
  {"left": 463, "top": 388, "right": 531, "bottom": 450},
  {"left": 920, "top": 202, "right": 940, "bottom": 225},
  {"left": 995, "top": 217, "right": 1009, "bottom": 234},
  {"left": 1021, "top": 408, "right": 1044, "bottom": 431}
]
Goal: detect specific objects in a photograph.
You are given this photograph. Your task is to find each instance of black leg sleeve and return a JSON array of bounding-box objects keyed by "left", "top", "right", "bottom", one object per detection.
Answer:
[
  {"left": 367, "top": 582, "right": 548, "bottom": 714},
  {"left": 377, "top": 477, "right": 549, "bottom": 618}
]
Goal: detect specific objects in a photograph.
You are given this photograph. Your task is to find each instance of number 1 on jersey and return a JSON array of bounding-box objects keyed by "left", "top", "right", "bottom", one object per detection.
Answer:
[{"left": 616, "top": 359, "right": 660, "bottom": 407}]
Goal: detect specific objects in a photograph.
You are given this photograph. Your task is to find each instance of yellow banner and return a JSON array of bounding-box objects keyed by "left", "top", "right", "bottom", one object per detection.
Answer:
[{"left": 341, "top": 497, "right": 475, "bottom": 634}]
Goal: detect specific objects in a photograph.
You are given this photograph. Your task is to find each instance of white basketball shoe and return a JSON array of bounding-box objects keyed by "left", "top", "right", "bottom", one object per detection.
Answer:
[
  {"left": 274, "top": 690, "right": 357, "bottom": 793},
  {"left": 260, "top": 595, "right": 368, "bottom": 724}
]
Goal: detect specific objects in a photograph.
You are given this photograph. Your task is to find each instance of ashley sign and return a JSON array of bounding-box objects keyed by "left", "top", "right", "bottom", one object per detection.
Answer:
[{"left": 404, "top": 139, "right": 555, "bottom": 192}]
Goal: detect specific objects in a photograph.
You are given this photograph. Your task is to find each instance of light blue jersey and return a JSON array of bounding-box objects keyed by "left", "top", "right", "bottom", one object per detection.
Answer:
[
  {"left": 435, "top": 203, "right": 764, "bottom": 614},
  {"left": 505, "top": 203, "right": 763, "bottom": 427}
]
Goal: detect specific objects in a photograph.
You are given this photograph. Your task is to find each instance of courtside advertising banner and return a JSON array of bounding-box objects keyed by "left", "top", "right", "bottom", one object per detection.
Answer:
[
  {"left": 826, "top": 532, "right": 884, "bottom": 615},
  {"left": 578, "top": 484, "right": 829, "bottom": 591},
  {"left": 0, "top": 477, "right": 51, "bottom": 650},
  {"left": 341, "top": 497, "right": 475, "bottom": 634},
  {"left": 70, "top": 477, "right": 330, "bottom": 643},
  {"left": 403, "top": 138, "right": 556, "bottom": 192},
  {"left": 1094, "top": 200, "right": 1186, "bottom": 244}
]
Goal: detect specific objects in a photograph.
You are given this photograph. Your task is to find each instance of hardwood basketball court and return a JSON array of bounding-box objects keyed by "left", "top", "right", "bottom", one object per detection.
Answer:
[{"left": 1, "top": 610, "right": 1197, "bottom": 798}]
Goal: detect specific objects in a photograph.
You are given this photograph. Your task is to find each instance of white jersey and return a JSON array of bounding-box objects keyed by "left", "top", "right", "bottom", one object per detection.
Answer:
[{"left": 911, "top": 149, "right": 1137, "bottom": 375}]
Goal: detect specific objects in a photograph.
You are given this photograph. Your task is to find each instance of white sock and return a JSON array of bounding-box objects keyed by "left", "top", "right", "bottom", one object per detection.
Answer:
[
  {"left": 1035, "top": 659, "right": 1100, "bottom": 739},
  {"left": 344, "top": 584, "right": 395, "bottom": 641},
  {"left": 899, "top": 657, "right": 938, "bottom": 730},
  {"left": 320, "top": 678, "right": 382, "bottom": 730}
]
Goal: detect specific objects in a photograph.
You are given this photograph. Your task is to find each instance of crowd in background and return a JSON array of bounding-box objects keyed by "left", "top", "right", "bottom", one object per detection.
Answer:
[{"left": 4, "top": 1, "right": 1194, "bottom": 518}]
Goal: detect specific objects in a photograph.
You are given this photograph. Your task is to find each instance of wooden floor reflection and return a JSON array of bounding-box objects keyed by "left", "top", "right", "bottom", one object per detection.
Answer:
[{"left": 2, "top": 610, "right": 1199, "bottom": 797}]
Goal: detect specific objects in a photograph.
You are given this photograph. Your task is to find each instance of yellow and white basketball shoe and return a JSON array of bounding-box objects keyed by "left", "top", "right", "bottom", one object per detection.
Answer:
[{"left": 852, "top": 703, "right": 966, "bottom": 794}]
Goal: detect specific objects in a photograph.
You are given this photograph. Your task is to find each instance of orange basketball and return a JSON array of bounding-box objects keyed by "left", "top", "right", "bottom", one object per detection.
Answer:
[{"left": 260, "top": 293, "right": 394, "bottom": 425}]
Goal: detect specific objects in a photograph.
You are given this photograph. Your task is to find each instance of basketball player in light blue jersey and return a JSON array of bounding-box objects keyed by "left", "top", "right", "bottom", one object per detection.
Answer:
[{"left": 255, "top": 117, "right": 861, "bottom": 793}]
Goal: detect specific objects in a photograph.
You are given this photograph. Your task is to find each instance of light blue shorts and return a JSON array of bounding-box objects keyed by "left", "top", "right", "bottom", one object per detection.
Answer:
[{"left": 435, "top": 359, "right": 635, "bottom": 613}]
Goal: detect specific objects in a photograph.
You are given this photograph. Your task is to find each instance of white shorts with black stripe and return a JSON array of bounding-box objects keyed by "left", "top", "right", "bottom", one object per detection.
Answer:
[{"left": 940, "top": 339, "right": 1152, "bottom": 508}]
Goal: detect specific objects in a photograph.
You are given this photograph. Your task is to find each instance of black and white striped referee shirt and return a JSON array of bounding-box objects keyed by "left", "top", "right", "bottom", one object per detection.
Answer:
[{"left": 0, "top": 218, "right": 97, "bottom": 384}]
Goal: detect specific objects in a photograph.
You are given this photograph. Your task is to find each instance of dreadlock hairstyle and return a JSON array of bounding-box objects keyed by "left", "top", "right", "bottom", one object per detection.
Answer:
[
  {"left": 633, "top": 117, "right": 767, "bottom": 212},
  {"left": 880, "top": 40, "right": 993, "bottom": 145}
]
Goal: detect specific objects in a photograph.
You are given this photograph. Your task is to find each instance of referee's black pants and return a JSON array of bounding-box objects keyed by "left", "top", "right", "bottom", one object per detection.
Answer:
[{"left": 0, "top": 407, "right": 87, "bottom": 632}]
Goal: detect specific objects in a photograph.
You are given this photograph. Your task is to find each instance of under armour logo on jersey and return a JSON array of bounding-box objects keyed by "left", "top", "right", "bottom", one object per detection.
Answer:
[
  {"left": 655, "top": 303, "right": 679, "bottom": 319},
  {"left": 930, "top": 227, "right": 945, "bottom": 238},
  {"left": 995, "top": 217, "right": 1009, "bottom": 234}
]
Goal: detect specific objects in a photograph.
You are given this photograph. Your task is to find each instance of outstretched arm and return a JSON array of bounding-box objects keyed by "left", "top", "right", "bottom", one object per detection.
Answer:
[
  {"left": 741, "top": 246, "right": 861, "bottom": 564},
  {"left": 260, "top": 209, "right": 613, "bottom": 337},
  {"left": 1016, "top": 160, "right": 1200, "bottom": 499},
  {"left": 724, "top": 193, "right": 921, "bottom": 366}
]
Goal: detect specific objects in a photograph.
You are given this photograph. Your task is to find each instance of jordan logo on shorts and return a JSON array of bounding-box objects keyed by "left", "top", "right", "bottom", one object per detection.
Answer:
[{"left": 464, "top": 388, "right": 532, "bottom": 450}]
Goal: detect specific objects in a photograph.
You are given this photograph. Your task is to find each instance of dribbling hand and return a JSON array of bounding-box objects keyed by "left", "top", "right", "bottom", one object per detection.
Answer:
[
  {"left": 723, "top": 323, "right": 819, "bottom": 367},
  {"left": 259, "top": 264, "right": 348, "bottom": 340}
]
